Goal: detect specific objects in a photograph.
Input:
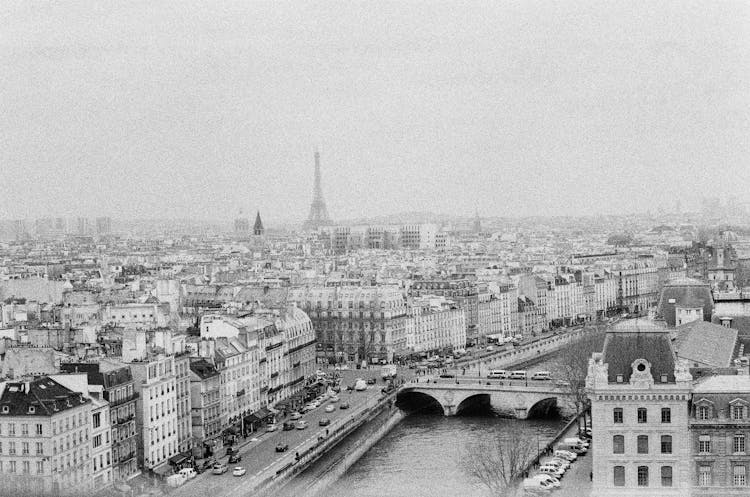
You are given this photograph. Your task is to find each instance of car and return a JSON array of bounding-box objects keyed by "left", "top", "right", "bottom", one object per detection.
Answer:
[
  {"left": 266, "top": 423, "right": 278, "bottom": 432},
  {"left": 282, "top": 421, "right": 296, "bottom": 431},
  {"left": 212, "top": 463, "right": 228, "bottom": 475},
  {"left": 439, "top": 373, "right": 455, "bottom": 378},
  {"left": 232, "top": 467, "right": 246, "bottom": 477},
  {"left": 275, "top": 443, "right": 289, "bottom": 452},
  {"left": 178, "top": 468, "right": 197, "bottom": 480},
  {"left": 366, "top": 378, "right": 377, "bottom": 385},
  {"left": 201, "top": 458, "right": 217, "bottom": 471},
  {"left": 509, "top": 371, "right": 527, "bottom": 380},
  {"left": 325, "top": 404, "right": 335, "bottom": 413},
  {"left": 228, "top": 454, "right": 242, "bottom": 464},
  {"left": 295, "top": 420, "right": 309, "bottom": 430},
  {"left": 319, "top": 417, "right": 331, "bottom": 426},
  {"left": 226, "top": 446, "right": 238, "bottom": 456},
  {"left": 329, "top": 395, "right": 340, "bottom": 403},
  {"left": 354, "top": 379, "right": 367, "bottom": 391},
  {"left": 303, "top": 404, "right": 315, "bottom": 412},
  {"left": 290, "top": 411, "right": 302, "bottom": 420},
  {"left": 340, "top": 402, "right": 350, "bottom": 409},
  {"left": 531, "top": 371, "right": 553, "bottom": 381},
  {"left": 553, "top": 450, "right": 577, "bottom": 462}
]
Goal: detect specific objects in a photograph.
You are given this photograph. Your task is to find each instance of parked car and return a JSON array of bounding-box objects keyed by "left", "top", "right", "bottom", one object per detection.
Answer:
[
  {"left": 275, "top": 443, "right": 289, "bottom": 452},
  {"left": 325, "top": 404, "right": 335, "bottom": 413},
  {"left": 487, "top": 370, "right": 509, "bottom": 379},
  {"left": 509, "top": 371, "right": 528, "bottom": 380},
  {"left": 295, "top": 420, "right": 309, "bottom": 430},
  {"left": 266, "top": 423, "right": 278, "bottom": 432},
  {"left": 553, "top": 450, "right": 577, "bottom": 462},
  {"left": 282, "top": 421, "right": 296, "bottom": 431},
  {"left": 201, "top": 458, "right": 217, "bottom": 471},
  {"left": 522, "top": 477, "right": 556, "bottom": 492},
  {"left": 366, "top": 378, "right": 377, "bottom": 385},
  {"left": 539, "top": 465, "right": 565, "bottom": 478},
  {"left": 530, "top": 473, "right": 560, "bottom": 488},
  {"left": 340, "top": 402, "right": 350, "bottom": 409},
  {"left": 178, "top": 468, "right": 197, "bottom": 480},
  {"left": 329, "top": 395, "right": 340, "bottom": 403},
  {"left": 228, "top": 454, "right": 242, "bottom": 464},
  {"left": 354, "top": 379, "right": 367, "bottom": 391},
  {"left": 319, "top": 418, "right": 331, "bottom": 426},
  {"left": 290, "top": 412, "right": 302, "bottom": 420},
  {"left": 232, "top": 467, "right": 246, "bottom": 477},
  {"left": 212, "top": 463, "right": 228, "bottom": 475}
]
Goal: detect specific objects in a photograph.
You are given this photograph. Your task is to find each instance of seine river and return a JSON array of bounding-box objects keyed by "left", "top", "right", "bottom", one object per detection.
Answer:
[{"left": 325, "top": 413, "right": 566, "bottom": 497}]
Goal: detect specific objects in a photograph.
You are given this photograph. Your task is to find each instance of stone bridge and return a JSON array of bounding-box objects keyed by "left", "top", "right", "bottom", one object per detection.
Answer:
[{"left": 397, "top": 378, "right": 578, "bottom": 419}]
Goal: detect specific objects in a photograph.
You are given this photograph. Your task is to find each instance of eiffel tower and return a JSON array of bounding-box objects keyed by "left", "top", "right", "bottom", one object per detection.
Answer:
[{"left": 303, "top": 150, "right": 333, "bottom": 230}]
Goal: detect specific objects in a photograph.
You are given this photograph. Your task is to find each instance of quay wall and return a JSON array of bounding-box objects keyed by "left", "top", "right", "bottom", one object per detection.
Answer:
[{"left": 257, "top": 390, "right": 403, "bottom": 497}]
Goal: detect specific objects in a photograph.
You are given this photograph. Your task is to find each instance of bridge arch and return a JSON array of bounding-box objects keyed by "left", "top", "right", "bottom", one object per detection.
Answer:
[
  {"left": 455, "top": 393, "right": 491, "bottom": 416},
  {"left": 396, "top": 390, "right": 444, "bottom": 415},
  {"left": 526, "top": 397, "right": 559, "bottom": 419}
]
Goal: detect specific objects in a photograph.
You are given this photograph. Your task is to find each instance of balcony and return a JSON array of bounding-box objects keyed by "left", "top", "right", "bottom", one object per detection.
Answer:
[{"left": 109, "top": 392, "right": 139, "bottom": 407}]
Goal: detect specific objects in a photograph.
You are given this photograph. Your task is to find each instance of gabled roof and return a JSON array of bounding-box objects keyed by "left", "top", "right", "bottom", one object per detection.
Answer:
[{"left": 673, "top": 320, "right": 738, "bottom": 368}]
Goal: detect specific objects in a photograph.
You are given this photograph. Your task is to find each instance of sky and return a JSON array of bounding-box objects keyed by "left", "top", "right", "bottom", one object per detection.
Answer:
[{"left": 2, "top": 0, "right": 749, "bottom": 224}]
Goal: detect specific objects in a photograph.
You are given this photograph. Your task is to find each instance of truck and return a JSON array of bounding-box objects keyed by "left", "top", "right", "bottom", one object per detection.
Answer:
[{"left": 381, "top": 364, "right": 397, "bottom": 379}]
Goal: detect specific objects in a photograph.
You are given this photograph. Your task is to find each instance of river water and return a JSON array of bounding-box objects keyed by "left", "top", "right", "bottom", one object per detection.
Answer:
[{"left": 324, "top": 413, "right": 566, "bottom": 497}]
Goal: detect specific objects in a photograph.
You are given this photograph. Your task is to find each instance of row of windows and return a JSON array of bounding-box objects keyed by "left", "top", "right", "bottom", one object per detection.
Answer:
[
  {"left": 697, "top": 434, "right": 746, "bottom": 454},
  {"left": 613, "top": 407, "right": 671, "bottom": 424},
  {"left": 0, "top": 460, "right": 44, "bottom": 474},
  {"left": 612, "top": 434, "right": 672, "bottom": 454},
  {"left": 613, "top": 466, "right": 671, "bottom": 487},
  {"left": 698, "top": 464, "right": 747, "bottom": 486},
  {"left": 697, "top": 404, "right": 749, "bottom": 420},
  {"left": 0, "top": 441, "right": 44, "bottom": 455},
  {"left": 0, "top": 423, "right": 44, "bottom": 436}
]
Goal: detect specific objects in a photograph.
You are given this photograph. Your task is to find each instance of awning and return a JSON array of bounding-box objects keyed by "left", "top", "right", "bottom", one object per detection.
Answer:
[
  {"left": 255, "top": 407, "right": 271, "bottom": 420},
  {"left": 243, "top": 414, "right": 261, "bottom": 424},
  {"left": 169, "top": 454, "right": 188, "bottom": 466},
  {"left": 152, "top": 463, "right": 172, "bottom": 476}
]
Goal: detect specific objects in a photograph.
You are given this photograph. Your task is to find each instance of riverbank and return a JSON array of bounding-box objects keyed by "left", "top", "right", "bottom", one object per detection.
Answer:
[{"left": 274, "top": 403, "right": 404, "bottom": 497}]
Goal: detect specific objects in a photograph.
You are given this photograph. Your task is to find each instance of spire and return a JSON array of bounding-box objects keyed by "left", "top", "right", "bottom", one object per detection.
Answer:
[
  {"left": 303, "top": 150, "right": 333, "bottom": 230},
  {"left": 253, "top": 211, "right": 264, "bottom": 236}
]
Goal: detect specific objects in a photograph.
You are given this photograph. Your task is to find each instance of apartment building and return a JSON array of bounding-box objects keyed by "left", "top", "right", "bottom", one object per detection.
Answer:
[
  {"left": 290, "top": 286, "right": 407, "bottom": 365},
  {"left": 189, "top": 359, "right": 222, "bottom": 458},
  {"left": 691, "top": 375, "right": 750, "bottom": 496},
  {"left": 405, "top": 297, "right": 466, "bottom": 353},
  {"left": 0, "top": 378, "right": 93, "bottom": 496}
]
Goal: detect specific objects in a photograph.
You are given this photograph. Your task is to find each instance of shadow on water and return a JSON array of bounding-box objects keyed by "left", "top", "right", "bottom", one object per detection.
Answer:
[{"left": 395, "top": 391, "right": 444, "bottom": 415}]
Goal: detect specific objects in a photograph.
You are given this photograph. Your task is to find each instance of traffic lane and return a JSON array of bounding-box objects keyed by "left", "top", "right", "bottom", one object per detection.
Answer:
[
  {"left": 182, "top": 388, "right": 384, "bottom": 495},
  {"left": 213, "top": 389, "right": 385, "bottom": 497},
  {"left": 417, "top": 375, "right": 565, "bottom": 388}
]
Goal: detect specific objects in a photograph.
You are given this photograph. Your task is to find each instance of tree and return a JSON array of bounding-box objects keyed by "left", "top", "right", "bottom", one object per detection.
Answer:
[
  {"left": 551, "top": 325, "right": 607, "bottom": 430},
  {"left": 462, "top": 428, "right": 534, "bottom": 497}
]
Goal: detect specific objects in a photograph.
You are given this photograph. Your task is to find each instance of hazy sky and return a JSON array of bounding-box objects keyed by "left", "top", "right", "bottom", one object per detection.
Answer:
[{"left": 2, "top": 1, "right": 749, "bottom": 224}]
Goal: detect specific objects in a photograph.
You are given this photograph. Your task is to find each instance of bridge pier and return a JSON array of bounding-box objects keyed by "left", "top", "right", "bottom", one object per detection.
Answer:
[{"left": 442, "top": 404, "right": 457, "bottom": 416}]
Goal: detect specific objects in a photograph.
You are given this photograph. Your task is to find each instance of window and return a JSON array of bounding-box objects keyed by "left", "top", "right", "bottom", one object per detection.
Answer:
[
  {"left": 734, "top": 465, "right": 747, "bottom": 486},
  {"left": 36, "top": 442, "right": 42, "bottom": 455},
  {"left": 638, "top": 466, "right": 649, "bottom": 487},
  {"left": 661, "top": 408, "right": 671, "bottom": 423},
  {"left": 637, "top": 435, "right": 649, "bottom": 454},
  {"left": 613, "top": 408, "right": 623, "bottom": 424},
  {"left": 21, "top": 424, "right": 28, "bottom": 436},
  {"left": 8, "top": 424, "right": 15, "bottom": 436},
  {"left": 699, "top": 435, "right": 711, "bottom": 453},
  {"left": 661, "top": 435, "right": 672, "bottom": 454},
  {"left": 698, "top": 405, "right": 711, "bottom": 420},
  {"left": 638, "top": 408, "right": 647, "bottom": 423},
  {"left": 9, "top": 442, "right": 16, "bottom": 455},
  {"left": 93, "top": 413, "right": 101, "bottom": 428},
  {"left": 93, "top": 435, "right": 102, "bottom": 449},
  {"left": 22, "top": 461, "right": 29, "bottom": 474},
  {"left": 614, "top": 466, "right": 625, "bottom": 486},
  {"left": 22, "top": 442, "right": 28, "bottom": 455},
  {"left": 661, "top": 466, "right": 672, "bottom": 487},
  {"left": 733, "top": 405, "right": 745, "bottom": 420},
  {"left": 698, "top": 466, "right": 712, "bottom": 486},
  {"left": 9, "top": 461, "right": 16, "bottom": 473},
  {"left": 36, "top": 461, "right": 43, "bottom": 474},
  {"left": 36, "top": 424, "right": 42, "bottom": 435},
  {"left": 734, "top": 434, "right": 746, "bottom": 454},
  {"left": 613, "top": 435, "right": 624, "bottom": 454}
]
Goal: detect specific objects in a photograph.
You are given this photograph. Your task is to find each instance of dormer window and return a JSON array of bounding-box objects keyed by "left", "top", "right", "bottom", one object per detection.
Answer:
[
  {"left": 1, "top": 406, "right": 8, "bottom": 414},
  {"left": 698, "top": 405, "right": 712, "bottom": 420},
  {"left": 660, "top": 374, "right": 668, "bottom": 383},
  {"left": 616, "top": 375, "right": 624, "bottom": 383},
  {"left": 28, "top": 406, "right": 35, "bottom": 414}
]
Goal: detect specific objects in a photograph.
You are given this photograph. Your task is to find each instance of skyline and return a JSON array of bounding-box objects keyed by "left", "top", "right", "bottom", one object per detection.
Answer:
[{"left": 2, "top": 1, "right": 750, "bottom": 222}]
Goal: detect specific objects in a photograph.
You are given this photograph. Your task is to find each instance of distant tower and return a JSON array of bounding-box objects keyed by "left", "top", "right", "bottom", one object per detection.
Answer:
[
  {"left": 303, "top": 150, "right": 333, "bottom": 230},
  {"left": 234, "top": 210, "right": 250, "bottom": 234},
  {"left": 472, "top": 210, "right": 482, "bottom": 233},
  {"left": 253, "top": 211, "right": 264, "bottom": 236}
]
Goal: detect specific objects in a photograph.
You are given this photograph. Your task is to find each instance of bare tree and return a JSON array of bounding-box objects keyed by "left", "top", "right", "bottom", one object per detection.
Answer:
[
  {"left": 552, "top": 324, "right": 607, "bottom": 429},
  {"left": 462, "top": 429, "right": 534, "bottom": 497}
]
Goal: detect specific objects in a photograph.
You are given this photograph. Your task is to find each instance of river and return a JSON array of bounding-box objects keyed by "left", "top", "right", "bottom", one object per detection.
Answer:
[{"left": 324, "top": 412, "right": 565, "bottom": 497}]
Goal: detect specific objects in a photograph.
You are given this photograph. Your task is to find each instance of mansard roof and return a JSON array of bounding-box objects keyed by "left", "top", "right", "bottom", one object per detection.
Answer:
[{"left": 602, "top": 328, "right": 676, "bottom": 384}]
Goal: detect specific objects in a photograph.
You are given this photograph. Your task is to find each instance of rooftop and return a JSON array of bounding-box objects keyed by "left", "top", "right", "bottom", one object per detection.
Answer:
[{"left": 693, "top": 374, "right": 750, "bottom": 393}]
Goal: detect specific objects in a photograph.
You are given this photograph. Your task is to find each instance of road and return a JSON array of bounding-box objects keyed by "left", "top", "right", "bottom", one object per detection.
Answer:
[{"left": 170, "top": 368, "right": 399, "bottom": 497}]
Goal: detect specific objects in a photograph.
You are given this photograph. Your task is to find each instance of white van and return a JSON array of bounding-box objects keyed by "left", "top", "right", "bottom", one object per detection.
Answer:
[
  {"left": 531, "top": 371, "right": 552, "bottom": 381},
  {"left": 509, "top": 370, "right": 527, "bottom": 380},
  {"left": 178, "top": 467, "right": 197, "bottom": 480},
  {"left": 487, "top": 370, "right": 509, "bottom": 379}
]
